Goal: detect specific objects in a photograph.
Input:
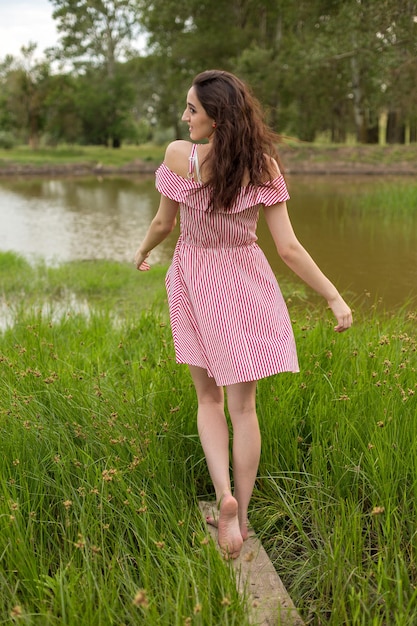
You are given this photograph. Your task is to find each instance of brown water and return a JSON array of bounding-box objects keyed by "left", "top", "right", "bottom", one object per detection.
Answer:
[{"left": 0, "top": 174, "right": 416, "bottom": 309}]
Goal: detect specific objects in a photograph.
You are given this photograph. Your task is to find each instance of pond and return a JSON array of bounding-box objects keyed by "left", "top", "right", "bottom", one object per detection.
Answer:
[{"left": 0, "top": 174, "right": 416, "bottom": 310}]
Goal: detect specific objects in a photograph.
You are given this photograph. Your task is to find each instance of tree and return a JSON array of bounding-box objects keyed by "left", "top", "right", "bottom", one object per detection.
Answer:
[
  {"left": 298, "top": 0, "right": 417, "bottom": 143},
  {"left": 49, "top": 0, "right": 142, "bottom": 145},
  {"left": 0, "top": 56, "right": 17, "bottom": 134},
  {"left": 135, "top": 0, "right": 271, "bottom": 138},
  {"left": 2, "top": 0, "right": 414, "bottom": 146},
  {"left": 0, "top": 44, "right": 51, "bottom": 147},
  {"left": 380, "top": 3, "right": 417, "bottom": 143},
  {"left": 43, "top": 73, "right": 81, "bottom": 143},
  {"left": 73, "top": 65, "right": 137, "bottom": 145},
  {"left": 50, "top": 0, "right": 141, "bottom": 72}
]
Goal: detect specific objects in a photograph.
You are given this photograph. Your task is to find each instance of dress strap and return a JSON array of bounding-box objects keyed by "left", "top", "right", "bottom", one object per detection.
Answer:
[{"left": 188, "top": 143, "right": 202, "bottom": 182}]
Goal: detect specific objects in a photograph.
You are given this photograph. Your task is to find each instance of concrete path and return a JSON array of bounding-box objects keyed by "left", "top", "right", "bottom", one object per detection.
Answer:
[{"left": 199, "top": 501, "right": 305, "bottom": 626}]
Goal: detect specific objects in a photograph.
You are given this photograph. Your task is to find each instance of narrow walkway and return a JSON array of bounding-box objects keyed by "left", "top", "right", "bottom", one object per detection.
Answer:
[{"left": 199, "top": 501, "right": 305, "bottom": 626}]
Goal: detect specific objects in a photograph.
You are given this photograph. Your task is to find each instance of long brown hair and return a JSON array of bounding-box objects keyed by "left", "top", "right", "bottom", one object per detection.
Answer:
[{"left": 192, "top": 69, "right": 283, "bottom": 211}]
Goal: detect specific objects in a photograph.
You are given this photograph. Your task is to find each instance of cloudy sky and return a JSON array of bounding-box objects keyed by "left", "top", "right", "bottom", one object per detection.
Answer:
[{"left": 0, "top": 0, "right": 59, "bottom": 59}]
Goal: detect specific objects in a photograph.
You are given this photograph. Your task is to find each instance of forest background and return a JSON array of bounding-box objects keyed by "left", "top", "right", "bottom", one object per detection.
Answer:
[{"left": 0, "top": 0, "right": 416, "bottom": 152}]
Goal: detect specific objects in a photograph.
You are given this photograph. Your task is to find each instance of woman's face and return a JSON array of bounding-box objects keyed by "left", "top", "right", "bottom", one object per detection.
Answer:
[{"left": 181, "top": 86, "right": 215, "bottom": 142}]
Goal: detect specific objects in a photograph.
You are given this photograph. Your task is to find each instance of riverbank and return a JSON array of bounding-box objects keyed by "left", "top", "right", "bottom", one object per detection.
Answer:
[
  {"left": 1, "top": 143, "right": 417, "bottom": 176},
  {"left": 280, "top": 143, "right": 417, "bottom": 175}
]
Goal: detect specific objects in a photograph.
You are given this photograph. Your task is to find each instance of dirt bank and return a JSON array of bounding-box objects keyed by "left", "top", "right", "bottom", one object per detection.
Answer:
[
  {"left": 280, "top": 144, "right": 417, "bottom": 176},
  {"left": 0, "top": 160, "right": 157, "bottom": 177}
]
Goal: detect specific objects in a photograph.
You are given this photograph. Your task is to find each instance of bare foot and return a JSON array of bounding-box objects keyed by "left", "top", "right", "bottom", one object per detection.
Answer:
[
  {"left": 239, "top": 520, "right": 250, "bottom": 542},
  {"left": 217, "top": 493, "right": 243, "bottom": 559},
  {"left": 206, "top": 510, "right": 250, "bottom": 541}
]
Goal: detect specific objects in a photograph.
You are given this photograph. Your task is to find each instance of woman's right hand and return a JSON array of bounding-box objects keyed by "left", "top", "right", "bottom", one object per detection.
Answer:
[{"left": 134, "top": 249, "right": 150, "bottom": 271}]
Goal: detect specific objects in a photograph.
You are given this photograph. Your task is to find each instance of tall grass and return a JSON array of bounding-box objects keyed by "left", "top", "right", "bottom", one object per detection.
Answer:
[
  {"left": 1, "top": 251, "right": 416, "bottom": 624},
  {"left": 0, "top": 301, "right": 246, "bottom": 623},
  {"left": 255, "top": 305, "right": 417, "bottom": 624},
  {"left": 354, "top": 182, "right": 417, "bottom": 217}
]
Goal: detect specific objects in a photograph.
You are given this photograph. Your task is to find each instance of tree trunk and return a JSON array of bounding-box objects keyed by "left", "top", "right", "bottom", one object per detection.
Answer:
[
  {"left": 174, "top": 118, "right": 182, "bottom": 140},
  {"left": 378, "top": 109, "right": 388, "bottom": 146},
  {"left": 350, "top": 54, "right": 367, "bottom": 143},
  {"left": 28, "top": 109, "right": 39, "bottom": 149},
  {"left": 404, "top": 119, "right": 411, "bottom": 145}
]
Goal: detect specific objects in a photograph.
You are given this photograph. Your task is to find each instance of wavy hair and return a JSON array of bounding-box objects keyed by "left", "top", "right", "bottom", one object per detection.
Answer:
[{"left": 192, "top": 69, "right": 283, "bottom": 211}]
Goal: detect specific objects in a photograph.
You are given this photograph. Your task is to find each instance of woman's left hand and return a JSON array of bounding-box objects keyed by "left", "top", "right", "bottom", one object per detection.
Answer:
[
  {"left": 328, "top": 295, "right": 353, "bottom": 332},
  {"left": 134, "top": 249, "right": 150, "bottom": 271}
]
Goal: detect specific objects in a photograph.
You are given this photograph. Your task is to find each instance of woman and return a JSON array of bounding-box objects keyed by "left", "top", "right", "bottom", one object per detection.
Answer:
[{"left": 134, "top": 70, "right": 352, "bottom": 560}]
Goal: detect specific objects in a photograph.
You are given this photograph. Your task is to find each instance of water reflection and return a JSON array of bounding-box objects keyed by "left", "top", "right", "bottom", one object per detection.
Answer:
[
  {"left": 0, "top": 176, "right": 175, "bottom": 266},
  {"left": 278, "top": 176, "right": 417, "bottom": 307},
  {"left": 0, "top": 291, "right": 90, "bottom": 330},
  {"left": 0, "top": 174, "right": 416, "bottom": 309}
]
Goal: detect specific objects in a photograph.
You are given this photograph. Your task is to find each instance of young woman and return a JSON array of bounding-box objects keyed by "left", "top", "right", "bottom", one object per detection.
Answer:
[{"left": 134, "top": 70, "right": 352, "bottom": 559}]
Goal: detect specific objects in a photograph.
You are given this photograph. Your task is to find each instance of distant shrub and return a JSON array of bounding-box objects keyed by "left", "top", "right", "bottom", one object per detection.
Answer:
[
  {"left": 0, "top": 131, "right": 16, "bottom": 149},
  {"left": 133, "top": 119, "right": 153, "bottom": 144},
  {"left": 152, "top": 127, "right": 175, "bottom": 146}
]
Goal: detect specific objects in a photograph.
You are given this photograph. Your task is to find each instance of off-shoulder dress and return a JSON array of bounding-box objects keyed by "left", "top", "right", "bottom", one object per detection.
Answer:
[{"left": 155, "top": 143, "right": 299, "bottom": 386}]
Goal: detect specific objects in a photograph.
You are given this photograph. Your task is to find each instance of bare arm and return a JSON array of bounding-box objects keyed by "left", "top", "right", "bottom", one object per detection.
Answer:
[
  {"left": 134, "top": 194, "right": 179, "bottom": 270},
  {"left": 134, "top": 141, "right": 190, "bottom": 270},
  {"left": 263, "top": 201, "right": 352, "bottom": 332}
]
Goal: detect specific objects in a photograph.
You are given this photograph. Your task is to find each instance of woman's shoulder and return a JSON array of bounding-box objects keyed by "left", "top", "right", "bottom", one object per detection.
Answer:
[
  {"left": 261, "top": 154, "right": 282, "bottom": 182},
  {"left": 164, "top": 140, "right": 192, "bottom": 178}
]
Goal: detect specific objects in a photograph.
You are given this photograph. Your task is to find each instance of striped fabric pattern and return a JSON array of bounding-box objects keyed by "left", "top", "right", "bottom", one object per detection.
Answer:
[{"left": 157, "top": 162, "right": 299, "bottom": 386}]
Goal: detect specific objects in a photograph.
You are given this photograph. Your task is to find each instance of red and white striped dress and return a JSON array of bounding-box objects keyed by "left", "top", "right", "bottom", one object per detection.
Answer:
[{"left": 156, "top": 143, "right": 299, "bottom": 386}]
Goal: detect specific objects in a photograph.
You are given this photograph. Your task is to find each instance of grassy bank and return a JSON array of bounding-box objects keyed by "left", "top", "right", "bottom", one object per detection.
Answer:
[
  {"left": 1, "top": 252, "right": 416, "bottom": 624},
  {"left": 0, "top": 144, "right": 166, "bottom": 169},
  {"left": 1, "top": 142, "right": 417, "bottom": 174}
]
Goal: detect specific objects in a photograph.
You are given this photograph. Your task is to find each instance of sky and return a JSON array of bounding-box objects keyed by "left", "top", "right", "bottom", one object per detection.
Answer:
[
  {"left": 0, "top": 0, "right": 59, "bottom": 60},
  {"left": 0, "top": 0, "right": 146, "bottom": 62}
]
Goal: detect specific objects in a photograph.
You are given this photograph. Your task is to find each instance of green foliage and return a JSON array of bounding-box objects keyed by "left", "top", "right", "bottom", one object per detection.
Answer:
[
  {"left": 50, "top": 0, "right": 142, "bottom": 69},
  {"left": 0, "top": 0, "right": 417, "bottom": 145},
  {"left": 42, "top": 73, "right": 81, "bottom": 144},
  {"left": 0, "top": 130, "right": 16, "bottom": 149},
  {"left": 73, "top": 67, "right": 136, "bottom": 146},
  {"left": 0, "top": 45, "right": 52, "bottom": 146}
]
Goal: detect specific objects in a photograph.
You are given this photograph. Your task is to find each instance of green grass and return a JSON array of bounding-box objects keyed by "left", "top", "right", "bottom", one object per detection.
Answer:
[
  {"left": 0, "top": 253, "right": 169, "bottom": 319},
  {"left": 1, "top": 142, "right": 417, "bottom": 171},
  {"left": 354, "top": 182, "right": 417, "bottom": 215},
  {"left": 0, "top": 144, "right": 166, "bottom": 168},
  {"left": 0, "top": 251, "right": 416, "bottom": 624},
  {"left": 254, "top": 306, "right": 417, "bottom": 623}
]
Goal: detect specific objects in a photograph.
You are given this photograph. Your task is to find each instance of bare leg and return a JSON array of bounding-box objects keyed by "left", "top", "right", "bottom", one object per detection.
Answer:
[
  {"left": 189, "top": 365, "right": 243, "bottom": 559},
  {"left": 226, "top": 380, "right": 260, "bottom": 540}
]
